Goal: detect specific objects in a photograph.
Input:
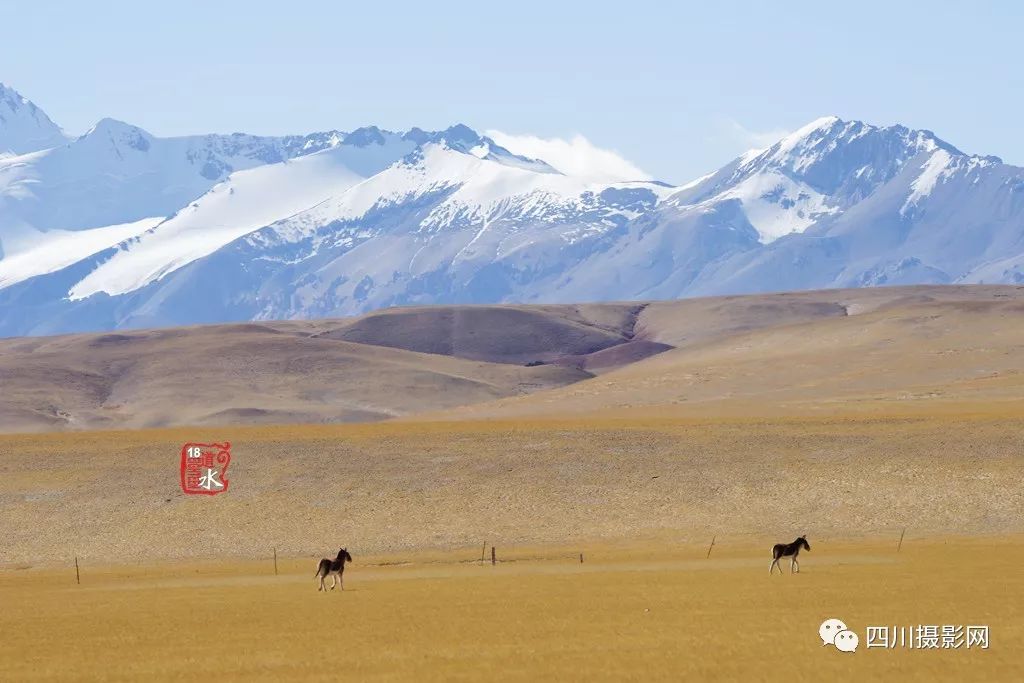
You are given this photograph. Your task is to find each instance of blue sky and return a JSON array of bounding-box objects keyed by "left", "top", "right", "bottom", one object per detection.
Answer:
[{"left": 1, "top": 0, "right": 1021, "bottom": 183}]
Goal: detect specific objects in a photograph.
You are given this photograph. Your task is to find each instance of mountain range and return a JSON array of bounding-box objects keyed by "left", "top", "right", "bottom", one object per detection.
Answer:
[{"left": 2, "top": 82, "right": 1023, "bottom": 337}]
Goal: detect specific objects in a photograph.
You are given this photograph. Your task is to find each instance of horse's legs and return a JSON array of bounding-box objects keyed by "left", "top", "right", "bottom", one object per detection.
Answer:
[
  {"left": 318, "top": 574, "right": 325, "bottom": 592},
  {"left": 330, "top": 573, "right": 337, "bottom": 590},
  {"left": 339, "top": 572, "right": 344, "bottom": 591},
  {"left": 769, "top": 558, "right": 779, "bottom": 574},
  {"left": 793, "top": 557, "right": 800, "bottom": 573}
]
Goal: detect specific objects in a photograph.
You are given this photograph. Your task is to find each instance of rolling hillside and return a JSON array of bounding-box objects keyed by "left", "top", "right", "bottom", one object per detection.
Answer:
[{"left": 1, "top": 285, "right": 1022, "bottom": 433}]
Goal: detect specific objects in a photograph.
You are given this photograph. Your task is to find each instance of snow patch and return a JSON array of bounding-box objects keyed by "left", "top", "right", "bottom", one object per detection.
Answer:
[
  {"left": 771, "top": 116, "right": 840, "bottom": 158},
  {"left": 68, "top": 140, "right": 413, "bottom": 299},
  {"left": 0, "top": 217, "right": 163, "bottom": 290},
  {"left": 711, "top": 170, "right": 837, "bottom": 242},
  {"left": 901, "top": 149, "right": 953, "bottom": 214},
  {"left": 738, "top": 147, "right": 767, "bottom": 166},
  {"left": 675, "top": 170, "right": 716, "bottom": 192}
]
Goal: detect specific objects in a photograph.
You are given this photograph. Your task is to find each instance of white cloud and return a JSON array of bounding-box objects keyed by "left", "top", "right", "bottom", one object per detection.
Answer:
[
  {"left": 725, "top": 119, "right": 791, "bottom": 150},
  {"left": 485, "top": 130, "right": 652, "bottom": 183}
]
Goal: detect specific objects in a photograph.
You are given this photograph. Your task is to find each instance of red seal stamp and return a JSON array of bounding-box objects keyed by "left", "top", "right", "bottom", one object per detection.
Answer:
[{"left": 180, "top": 442, "right": 231, "bottom": 495}]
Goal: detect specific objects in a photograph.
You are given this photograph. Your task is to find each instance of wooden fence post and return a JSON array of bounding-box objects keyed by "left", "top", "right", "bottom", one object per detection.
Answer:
[
  {"left": 273, "top": 548, "right": 278, "bottom": 575},
  {"left": 706, "top": 535, "right": 716, "bottom": 559},
  {"left": 897, "top": 528, "right": 906, "bottom": 553},
  {"left": 579, "top": 553, "right": 584, "bottom": 563},
  {"left": 491, "top": 546, "right": 496, "bottom": 566},
  {"left": 75, "top": 556, "right": 80, "bottom": 585}
]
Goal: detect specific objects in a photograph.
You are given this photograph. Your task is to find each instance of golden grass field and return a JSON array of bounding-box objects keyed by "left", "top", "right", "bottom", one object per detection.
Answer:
[
  {"left": 1, "top": 537, "right": 1021, "bottom": 681},
  {"left": 2, "top": 415, "right": 1022, "bottom": 564},
  {"left": 1, "top": 414, "right": 1022, "bottom": 679}
]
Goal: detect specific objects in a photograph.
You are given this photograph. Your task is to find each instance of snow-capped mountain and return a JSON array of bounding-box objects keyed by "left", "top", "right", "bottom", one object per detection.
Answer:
[
  {"left": 667, "top": 117, "right": 1024, "bottom": 296},
  {"left": 0, "top": 83, "right": 1022, "bottom": 337},
  {"left": 0, "top": 83, "right": 68, "bottom": 157}
]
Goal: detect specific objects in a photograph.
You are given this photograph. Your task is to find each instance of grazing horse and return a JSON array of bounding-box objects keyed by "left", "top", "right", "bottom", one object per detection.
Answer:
[
  {"left": 315, "top": 547, "right": 353, "bottom": 591},
  {"left": 769, "top": 536, "right": 810, "bottom": 574}
]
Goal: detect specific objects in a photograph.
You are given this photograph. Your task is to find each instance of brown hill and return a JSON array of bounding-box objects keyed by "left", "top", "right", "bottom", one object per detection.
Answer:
[
  {"left": 422, "top": 285, "right": 1024, "bottom": 420},
  {"left": 0, "top": 304, "right": 660, "bottom": 432},
  {"left": 0, "top": 320, "right": 587, "bottom": 432},
  {"left": 309, "top": 303, "right": 645, "bottom": 363},
  {"left": 2, "top": 285, "right": 1023, "bottom": 432}
]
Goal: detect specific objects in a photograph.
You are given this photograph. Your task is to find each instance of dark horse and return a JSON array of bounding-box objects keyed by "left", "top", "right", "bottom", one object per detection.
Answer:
[
  {"left": 769, "top": 536, "right": 810, "bottom": 574},
  {"left": 315, "top": 547, "right": 353, "bottom": 591}
]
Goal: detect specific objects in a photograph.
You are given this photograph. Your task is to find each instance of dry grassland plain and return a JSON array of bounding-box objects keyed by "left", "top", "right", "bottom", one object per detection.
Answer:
[
  {"left": 1, "top": 415, "right": 1023, "bottom": 680},
  {"left": 1, "top": 538, "right": 1022, "bottom": 681},
  {"left": 2, "top": 416, "right": 1022, "bottom": 562}
]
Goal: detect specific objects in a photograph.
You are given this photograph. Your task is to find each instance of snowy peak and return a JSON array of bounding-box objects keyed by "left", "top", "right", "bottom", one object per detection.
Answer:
[
  {"left": 664, "top": 116, "right": 1001, "bottom": 244},
  {"left": 346, "top": 140, "right": 658, "bottom": 228},
  {"left": 82, "top": 117, "right": 150, "bottom": 137},
  {"left": 0, "top": 83, "right": 68, "bottom": 156},
  {"left": 77, "top": 117, "right": 154, "bottom": 152},
  {"left": 435, "top": 123, "right": 482, "bottom": 148},
  {"left": 745, "top": 117, "right": 965, "bottom": 194},
  {"left": 750, "top": 116, "right": 1008, "bottom": 222},
  {"left": 343, "top": 125, "right": 389, "bottom": 147},
  {"left": 397, "top": 124, "right": 558, "bottom": 174},
  {"left": 398, "top": 123, "right": 483, "bottom": 150}
]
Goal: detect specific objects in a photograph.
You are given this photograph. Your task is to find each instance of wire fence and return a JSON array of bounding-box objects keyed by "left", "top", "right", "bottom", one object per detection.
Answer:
[{"left": 5, "top": 525, "right": 969, "bottom": 583}]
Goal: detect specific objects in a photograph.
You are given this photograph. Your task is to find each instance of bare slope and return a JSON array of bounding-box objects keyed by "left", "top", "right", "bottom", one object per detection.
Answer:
[
  {"left": 0, "top": 321, "right": 589, "bottom": 431},
  {"left": 303, "top": 303, "right": 644, "bottom": 364},
  {"left": 428, "top": 285, "right": 1024, "bottom": 420},
  {"left": 0, "top": 302, "right": 675, "bottom": 432}
]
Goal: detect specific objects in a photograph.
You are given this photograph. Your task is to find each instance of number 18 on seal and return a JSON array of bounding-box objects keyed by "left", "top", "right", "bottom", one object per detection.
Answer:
[{"left": 180, "top": 442, "right": 231, "bottom": 495}]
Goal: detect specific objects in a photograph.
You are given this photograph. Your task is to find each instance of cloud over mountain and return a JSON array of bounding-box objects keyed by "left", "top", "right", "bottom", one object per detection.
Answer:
[{"left": 485, "top": 130, "right": 652, "bottom": 182}]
